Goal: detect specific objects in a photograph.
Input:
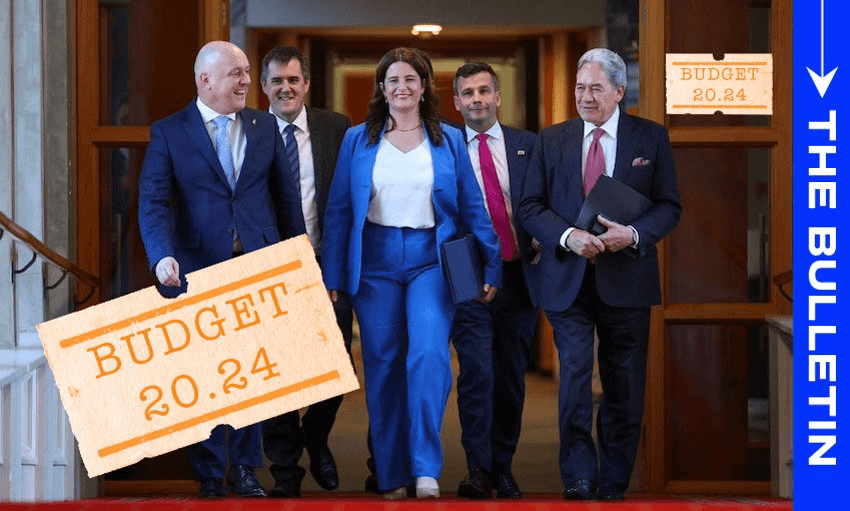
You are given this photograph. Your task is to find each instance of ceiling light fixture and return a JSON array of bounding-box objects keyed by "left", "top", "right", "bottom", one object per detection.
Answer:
[{"left": 411, "top": 24, "right": 442, "bottom": 37}]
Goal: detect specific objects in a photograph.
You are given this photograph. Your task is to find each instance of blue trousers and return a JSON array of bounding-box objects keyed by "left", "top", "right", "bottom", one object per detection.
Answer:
[
  {"left": 450, "top": 258, "right": 538, "bottom": 476},
  {"left": 353, "top": 222, "right": 455, "bottom": 491},
  {"left": 545, "top": 265, "right": 650, "bottom": 494}
]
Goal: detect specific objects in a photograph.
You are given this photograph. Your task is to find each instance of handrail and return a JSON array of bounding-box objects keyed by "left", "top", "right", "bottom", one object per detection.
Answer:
[
  {"left": 0, "top": 210, "right": 99, "bottom": 304},
  {"left": 772, "top": 269, "right": 792, "bottom": 303}
]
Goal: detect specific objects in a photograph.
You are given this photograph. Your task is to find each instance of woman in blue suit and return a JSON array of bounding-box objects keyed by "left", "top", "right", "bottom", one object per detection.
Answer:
[{"left": 322, "top": 48, "right": 501, "bottom": 499}]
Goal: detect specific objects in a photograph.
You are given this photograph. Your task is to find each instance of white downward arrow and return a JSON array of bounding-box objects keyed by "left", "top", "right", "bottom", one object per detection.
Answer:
[
  {"left": 807, "top": 0, "right": 838, "bottom": 97},
  {"left": 808, "top": 67, "right": 837, "bottom": 98}
]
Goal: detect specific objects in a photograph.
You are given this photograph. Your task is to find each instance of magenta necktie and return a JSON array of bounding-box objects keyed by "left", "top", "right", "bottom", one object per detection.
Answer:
[
  {"left": 584, "top": 128, "right": 605, "bottom": 196},
  {"left": 476, "top": 133, "right": 516, "bottom": 260}
]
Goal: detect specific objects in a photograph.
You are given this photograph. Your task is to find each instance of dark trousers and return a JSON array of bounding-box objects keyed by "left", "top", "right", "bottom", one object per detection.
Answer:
[
  {"left": 187, "top": 249, "right": 263, "bottom": 481},
  {"left": 545, "top": 265, "right": 650, "bottom": 494},
  {"left": 187, "top": 424, "right": 263, "bottom": 481},
  {"left": 450, "top": 258, "right": 537, "bottom": 476},
  {"left": 262, "top": 280, "right": 354, "bottom": 484}
]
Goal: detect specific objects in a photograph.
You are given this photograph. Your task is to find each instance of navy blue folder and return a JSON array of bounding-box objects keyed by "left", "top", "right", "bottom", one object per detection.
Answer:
[
  {"left": 440, "top": 234, "right": 485, "bottom": 304},
  {"left": 575, "top": 174, "right": 653, "bottom": 235}
]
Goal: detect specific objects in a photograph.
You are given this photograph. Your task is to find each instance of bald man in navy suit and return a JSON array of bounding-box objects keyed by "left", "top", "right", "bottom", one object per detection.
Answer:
[
  {"left": 138, "top": 40, "right": 304, "bottom": 499},
  {"left": 518, "top": 48, "right": 681, "bottom": 501}
]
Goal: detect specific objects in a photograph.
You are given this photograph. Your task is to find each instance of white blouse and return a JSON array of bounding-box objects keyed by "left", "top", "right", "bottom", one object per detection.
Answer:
[{"left": 367, "top": 137, "right": 435, "bottom": 228}]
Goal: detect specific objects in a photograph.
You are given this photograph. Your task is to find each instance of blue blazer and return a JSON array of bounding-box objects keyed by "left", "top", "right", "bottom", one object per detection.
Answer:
[
  {"left": 321, "top": 122, "right": 502, "bottom": 296},
  {"left": 518, "top": 112, "right": 682, "bottom": 310},
  {"left": 138, "top": 101, "right": 305, "bottom": 294}
]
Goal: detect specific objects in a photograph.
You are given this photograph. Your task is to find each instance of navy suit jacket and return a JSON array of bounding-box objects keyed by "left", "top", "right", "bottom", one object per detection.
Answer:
[
  {"left": 321, "top": 122, "right": 502, "bottom": 296},
  {"left": 138, "top": 100, "right": 305, "bottom": 295},
  {"left": 497, "top": 125, "right": 542, "bottom": 303},
  {"left": 518, "top": 112, "right": 681, "bottom": 311}
]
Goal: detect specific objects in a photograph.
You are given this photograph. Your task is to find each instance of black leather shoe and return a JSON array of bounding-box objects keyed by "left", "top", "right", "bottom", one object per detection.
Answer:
[
  {"left": 495, "top": 473, "right": 522, "bottom": 499},
  {"left": 308, "top": 445, "right": 339, "bottom": 491},
  {"left": 457, "top": 467, "right": 493, "bottom": 499},
  {"left": 269, "top": 479, "right": 301, "bottom": 498},
  {"left": 197, "top": 478, "right": 226, "bottom": 499},
  {"left": 364, "top": 474, "right": 380, "bottom": 494},
  {"left": 563, "top": 479, "right": 597, "bottom": 500},
  {"left": 226, "top": 464, "right": 266, "bottom": 498},
  {"left": 597, "top": 489, "right": 625, "bottom": 501}
]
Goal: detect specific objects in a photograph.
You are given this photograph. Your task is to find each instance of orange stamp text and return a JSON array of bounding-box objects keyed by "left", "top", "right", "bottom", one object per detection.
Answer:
[
  {"left": 666, "top": 53, "right": 773, "bottom": 115},
  {"left": 37, "top": 235, "right": 359, "bottom": 477}
]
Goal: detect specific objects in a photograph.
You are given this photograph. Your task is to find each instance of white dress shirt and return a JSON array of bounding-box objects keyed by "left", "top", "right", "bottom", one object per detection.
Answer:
[
  {"left": 197, "top": 97, "right": 247, "bottom": 182},
  {"left": 271, "top": 106, "right": 321, "bottom": 251},
  {"left": 561, "top": 107, "right": 637, "bottom": 249},
  {"left": 581, "top": 106, "right": 619, "bottom": 181},
  {"left": 197, "top": 98, "right": 247, "bottom": 251},
  {"left": 464, "top": 121, "right": 519, "bottom": 256}
]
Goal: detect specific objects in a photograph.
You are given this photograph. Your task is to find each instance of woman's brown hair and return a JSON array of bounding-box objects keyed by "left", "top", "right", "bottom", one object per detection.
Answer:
[{"left": 365, "top": 47, "right": 442, "bottom": 146}]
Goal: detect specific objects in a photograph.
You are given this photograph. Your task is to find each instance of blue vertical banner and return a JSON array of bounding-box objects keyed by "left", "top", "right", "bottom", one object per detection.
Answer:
[{"left": 794, "top": 0, "right": 850, "bottom": 508}]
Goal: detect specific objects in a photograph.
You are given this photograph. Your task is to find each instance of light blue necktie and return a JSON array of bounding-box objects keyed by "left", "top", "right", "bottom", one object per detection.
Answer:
[
  {"left": 282, "top": 124, "right": 302, "bottom": 197},
  {"left": 213, "top": 115, "right": 237, "bottom": 190}
]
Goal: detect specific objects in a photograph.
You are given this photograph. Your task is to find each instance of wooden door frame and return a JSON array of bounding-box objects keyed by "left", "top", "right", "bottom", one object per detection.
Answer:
[
  {"left": 639, "top": 0, "right": 792, "bottom": 494},
  {"left": 75, "top": 0, "right": 228, "bottom": 304}
]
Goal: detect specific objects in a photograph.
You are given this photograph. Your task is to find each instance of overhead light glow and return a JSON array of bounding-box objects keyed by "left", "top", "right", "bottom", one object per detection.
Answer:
[{"left": 411, "top": 24, "right": 442, "bottom": 36}]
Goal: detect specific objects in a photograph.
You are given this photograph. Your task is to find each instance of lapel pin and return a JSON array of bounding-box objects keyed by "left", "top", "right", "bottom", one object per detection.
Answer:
[
  {"left": 517, "top": 149, "right": 526, "bottom": 156},
  {"left": 252, "top": 118, "right": 257, "bottom": 126}
]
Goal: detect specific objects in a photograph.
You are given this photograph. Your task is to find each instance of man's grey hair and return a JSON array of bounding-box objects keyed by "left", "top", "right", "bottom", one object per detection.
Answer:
[{"left": 577, "top": 48, "right": 627, "bottom": 89}]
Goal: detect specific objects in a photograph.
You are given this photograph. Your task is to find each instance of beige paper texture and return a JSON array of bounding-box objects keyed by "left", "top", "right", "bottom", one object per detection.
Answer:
[
  {"left": 666, "top": 53, "right": 773, "bottom": 115},
  {"left": 37, "top": 234, "right": 359, "bottom": 477}
]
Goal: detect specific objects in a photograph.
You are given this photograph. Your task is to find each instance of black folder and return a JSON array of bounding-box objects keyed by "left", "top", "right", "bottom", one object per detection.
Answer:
[
  {"left": 440, "top": 234, "right": 485, "bottom": 304},
  {"left": 575, "top": 174, "right": 653, "bottom": 235}
]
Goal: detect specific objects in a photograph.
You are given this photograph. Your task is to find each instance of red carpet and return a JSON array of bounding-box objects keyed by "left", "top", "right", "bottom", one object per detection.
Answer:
[{"left": 0, "top": 495, "right": 793, "bottom": 510}]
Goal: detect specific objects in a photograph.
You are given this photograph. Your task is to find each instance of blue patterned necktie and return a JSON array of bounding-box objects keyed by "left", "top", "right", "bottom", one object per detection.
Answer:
[
  {"left": 282, "top": 124, "right": 302, "bottom": 197},
  {"left": 213, "top": 115, "right": 237, "bottom": 190}
]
